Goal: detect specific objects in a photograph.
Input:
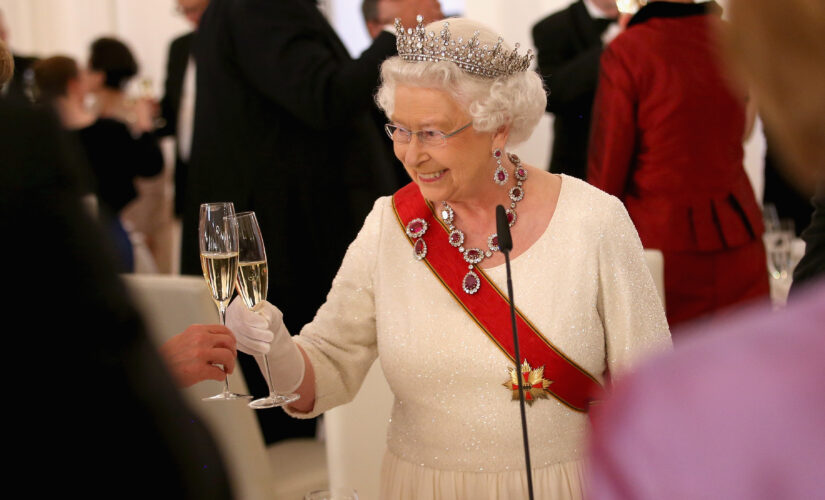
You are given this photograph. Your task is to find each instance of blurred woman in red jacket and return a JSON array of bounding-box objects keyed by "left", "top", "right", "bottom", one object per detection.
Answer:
[{"left": 588, "top": 0, "right": 768, "bottom": 329}]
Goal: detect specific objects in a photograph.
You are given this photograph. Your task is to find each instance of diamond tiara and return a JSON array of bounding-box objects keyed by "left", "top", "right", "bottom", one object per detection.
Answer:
[{"left": 394, "top": 16, "right": 533, "bottom": 79}]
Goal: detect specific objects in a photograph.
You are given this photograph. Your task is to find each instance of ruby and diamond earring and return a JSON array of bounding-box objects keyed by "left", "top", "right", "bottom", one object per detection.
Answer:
[{"left": 493, "top": 148, "right": 508, "bottom": 185}]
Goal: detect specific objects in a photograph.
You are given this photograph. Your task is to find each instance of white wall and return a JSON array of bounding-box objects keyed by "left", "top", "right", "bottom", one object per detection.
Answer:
[{"left": 0, "top": 0, "right": 190, "bottom": 97}]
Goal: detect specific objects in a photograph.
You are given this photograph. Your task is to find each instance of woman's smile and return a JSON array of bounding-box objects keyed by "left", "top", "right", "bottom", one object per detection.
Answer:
[{"left": 417, "top": 169, "right": 447, "bottom": 182}]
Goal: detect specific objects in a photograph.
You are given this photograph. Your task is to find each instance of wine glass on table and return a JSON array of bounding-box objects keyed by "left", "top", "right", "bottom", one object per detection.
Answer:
[
  {"left": 199, "top": 202, "right": 252, "bottom": 401},
  {"left": 763, "top": 218, "right": 795, "bottom": 308},
  {"left": 234, "top": 211, "right": 301, "bottom": 409}
]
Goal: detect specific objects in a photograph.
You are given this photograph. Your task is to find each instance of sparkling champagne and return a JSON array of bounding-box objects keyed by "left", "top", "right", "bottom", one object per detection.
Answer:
[
  {"left": 200, "top": 251, "right": 239, "bottom": 304},
  {"left": 767, "top": 247, "right": 791, "bottom": 280},
  {"left": 763, "top": 233, "right": 792, "bottom": 280},
  {"left": 236, "top": 260, "right": 268, "bottom": 310}
]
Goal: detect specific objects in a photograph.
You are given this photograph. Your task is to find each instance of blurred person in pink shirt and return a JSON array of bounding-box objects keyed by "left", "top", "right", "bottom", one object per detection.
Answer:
[{"left": 586, "top": 1, "right": 825, "bottom": 498}]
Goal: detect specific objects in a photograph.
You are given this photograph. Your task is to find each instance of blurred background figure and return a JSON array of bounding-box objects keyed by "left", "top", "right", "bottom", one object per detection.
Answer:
[
  {"left": 360, "top": 0, "right": 441, "bottom": 189},
  {"left": 33, "top": 54, "right": 163, "bottom": 272},
  {"left": 588, "top": 0, "right": 768, "bottom": 331},
  {"left": 532, "top": 0, "right": 620, "bottom": 180},
  {"left": 87, "top": 36, "right": 172, "bottom": 273},
  {"left": 0, "top": 6, "right": 37, "bottom": 103},
  {"left": 0, "top": 37, "right": 11, "bottom": 85},
  {"left": 86, "top": 37, "right": 147, "bottom": 128},
  {"left": 792, "top": 191, "right": 825, "bottom": 290},
  {"left": 763, "top": 133, "right": 813, "bottom": 238},
  {"left": 0, "top": 40, "right": 231, "bottom": 498},
  {"left": 182, "top": 0, "right": 440, "bottom": 445},
  {"left": 156, "top": 0, "right": 210, "bottom": 224},
  {"left": 587, "top": 0, "right": 825, "bottom": 498}
]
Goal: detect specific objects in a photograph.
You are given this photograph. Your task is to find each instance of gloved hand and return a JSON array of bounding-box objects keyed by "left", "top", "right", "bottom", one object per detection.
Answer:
[
  {"left": 226, "top": 298, "right": 281, "bottom": 354},
  {"left": 226, "top": 299, "right": 305, "bottom": 393}
]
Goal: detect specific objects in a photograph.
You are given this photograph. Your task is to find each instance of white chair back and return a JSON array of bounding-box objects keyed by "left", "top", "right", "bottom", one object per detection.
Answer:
[
  {"left": 643, "top": 249, "right": 666, "bottom": 308},
  {"left": 122, "top": 274, "right": 275, "bottom": 499},
  {"left": 324, "top": 361, "right": 393, "bottom": 500}
]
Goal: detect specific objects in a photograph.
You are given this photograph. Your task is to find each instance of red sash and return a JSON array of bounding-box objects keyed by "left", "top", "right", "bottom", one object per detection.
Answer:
[{"left": 392, "top": 183, "right": 602, "bottom": 412}]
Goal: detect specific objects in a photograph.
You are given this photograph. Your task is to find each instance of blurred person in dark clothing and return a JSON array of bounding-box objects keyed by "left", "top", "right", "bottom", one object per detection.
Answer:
[
  {"left": 792, "top": 192, "right": 825, "bottom": 291},
  {"left": 157, "top": 0, "right": 211, "bottom": 216},
  {"left": 532, "top": 0, "right": 620, "bottom": 179},
  {"left": 88, "top": 37, "right": 170, "bottom": 272},
  {"left": 360, "top": 0, "right": 443, "bottom": 189},
  {"left": 588, "top": 0, "right": 768, "bottom": 329},
  {"left": 587, "top": 1, "right": 825, "bottom": 497},
  {"left": 182, "top": 0, "right": 436, "bottom": 443},
  {"left": 0, "top": 38, "right": 12, "bottom": 86},
  {"left": 33, "top": 55, "right": 163, "bottom": 271},
  {"left": 0, "top": 46, "right": 231, "bottom": 497},
  {"left": 86, "top": 37, "right": 156, "bottom": 135},
  {"left": 763, "top": 135, "right": 813, "bottom": 237}
]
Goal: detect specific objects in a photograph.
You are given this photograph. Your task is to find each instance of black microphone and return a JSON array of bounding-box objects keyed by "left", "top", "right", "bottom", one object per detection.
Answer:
[
  {"left": 495, "top": 204, "right": 534, "bottom": 500},
  {"left": 495, "top": 205, "right": 513, "bottom": 252}
]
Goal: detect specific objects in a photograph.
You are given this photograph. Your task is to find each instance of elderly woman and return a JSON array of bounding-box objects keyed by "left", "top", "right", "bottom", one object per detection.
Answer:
[{"left": 228, "top": 17, "right": 670, "bottom": 499}]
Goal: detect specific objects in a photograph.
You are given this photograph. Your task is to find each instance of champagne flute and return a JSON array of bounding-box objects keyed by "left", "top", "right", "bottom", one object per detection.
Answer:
[
  {"left": 763, "top": 218, "right": 795, "bottom": 308},
  {"left": 138, "top": 76, "right": 154, "bottom": 99},
  {"left": 199, "top": 202, "right": 251, "bottom": 401},
  {"left": 234, "top": 211, "right": 301, "bottom": 409}
]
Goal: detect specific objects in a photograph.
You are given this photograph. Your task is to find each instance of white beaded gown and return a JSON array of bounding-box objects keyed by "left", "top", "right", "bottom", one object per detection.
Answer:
[{"left": 287, "top": 175, "right": 671, "bottom": 499}]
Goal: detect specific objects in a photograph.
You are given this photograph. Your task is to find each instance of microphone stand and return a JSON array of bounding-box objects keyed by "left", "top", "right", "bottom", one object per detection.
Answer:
[{"left": 496, "top": 204, "right": 534, "bottom": 500}]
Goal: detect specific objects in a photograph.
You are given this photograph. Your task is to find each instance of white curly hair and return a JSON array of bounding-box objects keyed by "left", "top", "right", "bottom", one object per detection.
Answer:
[{"left": 376, "top": 18, "right": 547, "bottom": 146}]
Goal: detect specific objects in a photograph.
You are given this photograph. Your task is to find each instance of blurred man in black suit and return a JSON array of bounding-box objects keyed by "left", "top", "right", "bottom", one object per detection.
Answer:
[
  {"left": 360, "top": 0, "right": 442, "bottom": 189},
  {"left": 793, "top": 192, "right": 825, "bottom": 290},
  {"left": 532, "top": 0, "right": 619, "bottom": 179},
  {"left": 184, "top": 0, "right": 437, "bottom": 444},
  {"left": 157, "top": 0, "right": 210, "bottom": 217}
]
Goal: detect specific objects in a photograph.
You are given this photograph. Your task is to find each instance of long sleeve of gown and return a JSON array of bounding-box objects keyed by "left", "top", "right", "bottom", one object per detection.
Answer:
[
  {"left": 597, "top": 195, "right": 672, "bottom": 377},
  {"left": 285, "top": 198, "right": 387, "bottom": 418}
]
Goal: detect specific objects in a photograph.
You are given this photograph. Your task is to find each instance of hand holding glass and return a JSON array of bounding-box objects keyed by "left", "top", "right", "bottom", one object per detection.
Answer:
[
  {"left": 235, "top": 211, "right": 300, "bottom": 409},
  {"left": 199, "top": 202, "right": 251, "bottom": 401}
]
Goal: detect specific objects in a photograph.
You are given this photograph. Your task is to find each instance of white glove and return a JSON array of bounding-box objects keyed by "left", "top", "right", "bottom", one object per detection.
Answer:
[{"left": 226, "top": 299, "right": 305, "bottom": 393}]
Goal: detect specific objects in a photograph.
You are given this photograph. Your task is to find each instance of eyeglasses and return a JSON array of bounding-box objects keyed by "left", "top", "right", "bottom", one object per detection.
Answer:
[{"left": 384, "top": 121, "right": 473, "bottom": 146}]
